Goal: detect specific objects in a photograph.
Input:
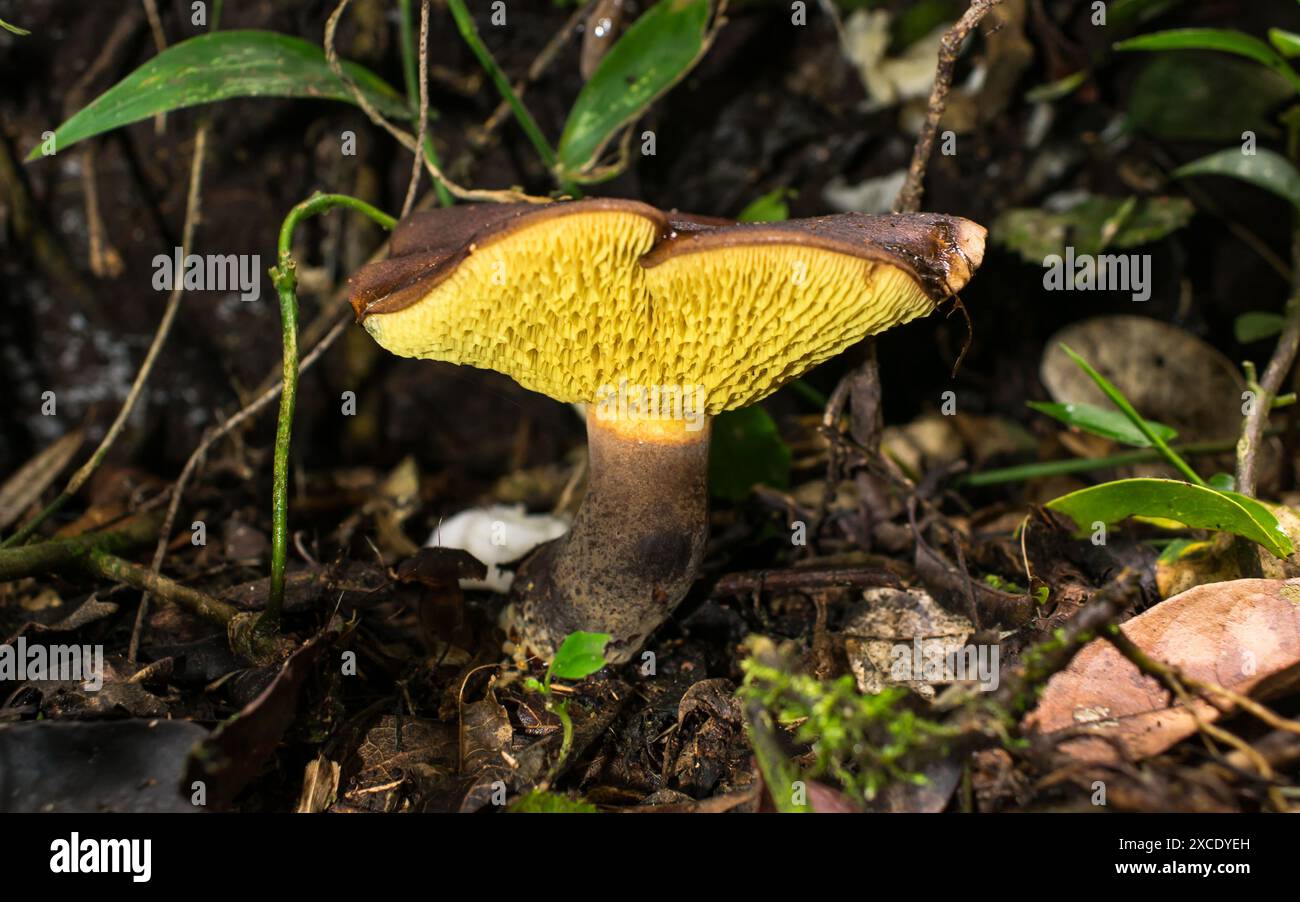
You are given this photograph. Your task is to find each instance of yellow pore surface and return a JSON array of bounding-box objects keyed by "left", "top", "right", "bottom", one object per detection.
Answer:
[{"left": 363, "top": 210, "right": 934, "bottom": 414}]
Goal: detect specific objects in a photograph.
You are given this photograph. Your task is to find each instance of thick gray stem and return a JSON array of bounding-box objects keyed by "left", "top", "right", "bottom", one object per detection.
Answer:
[{"left": 516, "top": 411, "right": 710, "bottom": 664}]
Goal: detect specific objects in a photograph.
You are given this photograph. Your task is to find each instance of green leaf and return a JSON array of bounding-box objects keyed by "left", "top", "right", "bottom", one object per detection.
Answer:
[
  {"left": 508, "top": 789, "right": 598, "bottom": 813},
  {"left": 1027, "top": 400, "right": 1177, "bottom": 447},
  {"left": 1115, "top": 28, "right": 1300, "bottom": 93},
  {"left": 1235, "top": 311, "right": 1287, "bottom": 343},
  {"left": 1208, "top": 472, "right": 1236, "bottom": 492},
  {"left": 1058, "top": 344, "right": 1206, "bottom": 486},
  {"left": 1174, "top": 147, "right": 1300, "bottom": 210},
  {"left": 1025, "top": 71, "right": 1088, "bottom": 103},
  {"left": 0, "top": 17, "right": 31, "bottom": 35},
  {"left": 1126, "top": 54, "right": 1293, "bottom": 143},
  {"left": 709, "top": 406, "right": 792, "bottom": 501},
  {"left": 28, "top": 31, "right": 409, "bottom": 161},
  {"left": 1270, "top": 28, "right": 1300, "bottom": 58},
  {"left": 1046, "top": 478, "right": 1293, "bottom": 558},
  {"left": 557, "top": 0, "right": 711, "bottom": 180},
  {"left": 991, "top": 196, "right": 1193, "bottom": 263},
  {"left": 738, "top": 188, "right": 793, "bottom": 223},
  {"left": 548, "top": 631, "right": 611, "bottom": 681}
]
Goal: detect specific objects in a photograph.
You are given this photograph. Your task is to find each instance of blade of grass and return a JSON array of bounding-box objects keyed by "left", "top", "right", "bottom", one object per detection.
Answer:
[
  {"left": 1058, "top": 343, "right": 1207, "bottom": 487},
  {"left": 445, "top": 0, "right": 574, "bottom": 195}
]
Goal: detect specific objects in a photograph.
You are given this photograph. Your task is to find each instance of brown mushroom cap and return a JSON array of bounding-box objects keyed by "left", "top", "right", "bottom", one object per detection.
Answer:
[{"left": 349, "top": 199, "right": 985, "bottom": 414}]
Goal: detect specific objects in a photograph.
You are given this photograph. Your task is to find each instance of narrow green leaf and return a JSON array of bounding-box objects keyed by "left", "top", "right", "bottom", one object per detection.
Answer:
[
  {"left": 0, "top": 17, "right": 31, "bottom": 35},
  {"left": 1174, "top": 147, "right": 1300, "bottom": 210},
  {"left": 1027, "top": 400, "right": 1177, "bottom": 447},
  {"left": 548, "top": 631, "right": 611, "bottom": 681},
  {"left": 1235, "top": 311, "right": 1287, "bottom": 343},
  {"left": 1115, "top": 28, "right": 1300, "bottom": 93},
  {"left": 709, "top": 406, "right": 791, "bottom": 501},
  {"left": 1025, "top": 71, "right": 1088, "bottom": 103},
  {"left": 1046, "top": 478, "right": 1293, "bottom": 558},
  {"left": 1058, "top": 344, "right": 1206, "bottom": 486},
  {"left": 28, "top": 31, "right": 409, "bottom": 161},
  {"left": 557, "top": 0, "right": 711, "bottom": 179}
]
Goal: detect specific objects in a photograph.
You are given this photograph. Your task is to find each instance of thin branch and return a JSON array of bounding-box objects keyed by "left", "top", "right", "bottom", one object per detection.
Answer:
[
  {"left": 400, "top": 0, "right": 431, "bottom": 219},
  {"left": 1236, "top": 226, "right": 1300, "bottom": 496},
  {"left": 893, "top": 0, "right": 1003, "bottom": 214},
  {"left": 323, "top": 0, "right": 548, "bottom": 205}
]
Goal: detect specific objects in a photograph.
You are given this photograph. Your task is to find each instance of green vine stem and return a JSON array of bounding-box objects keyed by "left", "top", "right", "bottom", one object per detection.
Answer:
[{"left": 262, "top": 192, "right": 396, "bottom": 630}]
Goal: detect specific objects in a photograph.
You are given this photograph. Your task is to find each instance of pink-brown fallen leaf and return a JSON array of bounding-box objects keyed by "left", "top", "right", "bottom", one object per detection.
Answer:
[{"left": 1023, "top": 578, "right": 1300, "bottom": 762}]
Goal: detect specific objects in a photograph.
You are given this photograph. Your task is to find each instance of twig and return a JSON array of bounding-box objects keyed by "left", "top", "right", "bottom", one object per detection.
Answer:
[
  {"left": 893, "top": 0, "right": 1003, "bottom": 214},
  {"left": 0, "top": 511, "right": 162, "bottom": 582},
  {"left": 711, "top": 565, "right": 902, "bottom": 598},
  {"left": 140, "top": 0, "right": 168, "bottom": 133},
  {"left": 400, "top": 0, "right": 431, "bottom": 218},
  {"left": 1102, "top": 626, "right": 1275, "bottom": 777},
  {"left": 80, "top": 146, "right": 123, "bottom": 278},
  {"left": 1236, "top": 226, "right": 1300, "bottom": 496},
  {"left": 323, "top": 0, "right": 547, "bottom": 205},
  {"left": 3, "top": 125, "right": 211, "bottom": 548}
]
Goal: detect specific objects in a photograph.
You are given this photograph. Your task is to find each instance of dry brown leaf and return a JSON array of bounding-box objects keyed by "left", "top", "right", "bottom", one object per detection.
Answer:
[
  {"left": 1024, "top": 578, "right": 1300, "bottom": 762},
  {"left": 0, "top": 429, "right": 83, "bottom": 531}
]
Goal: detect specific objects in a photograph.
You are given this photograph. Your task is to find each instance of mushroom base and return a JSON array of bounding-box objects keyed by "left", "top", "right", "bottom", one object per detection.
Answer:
[{"left": 514, "top": 411, "right": 710, "bottom": 665}]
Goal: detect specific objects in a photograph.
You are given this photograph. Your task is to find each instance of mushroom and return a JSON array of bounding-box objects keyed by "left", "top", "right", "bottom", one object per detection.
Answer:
[{"left": 349, "top": 199, "right": 986, "bottom": 664}]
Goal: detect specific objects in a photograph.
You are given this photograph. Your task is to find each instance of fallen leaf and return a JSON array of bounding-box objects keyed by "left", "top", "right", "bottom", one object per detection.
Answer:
[
  {"left": 0, "top": 429, "right": 83, "bottom": 531},
  {"left": 0, "top": 719, "right": 206, "bottom": 812},
  {"left": 1024, "top": 578, "right": 1300, "bottom": 762}
]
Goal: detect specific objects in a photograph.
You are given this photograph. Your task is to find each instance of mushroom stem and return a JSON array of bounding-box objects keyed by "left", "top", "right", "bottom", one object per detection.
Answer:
[{"left": 516, "top": 409, "right": 711, "bottom": 664}]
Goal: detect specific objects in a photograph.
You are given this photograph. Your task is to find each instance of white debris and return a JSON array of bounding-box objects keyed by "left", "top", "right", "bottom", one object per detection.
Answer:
[
  {"left": 426, "top": 504, "right": 570, "bottom": 593},
  {"left": 823, "top": 168, "right": 908, "bottom": 214}
]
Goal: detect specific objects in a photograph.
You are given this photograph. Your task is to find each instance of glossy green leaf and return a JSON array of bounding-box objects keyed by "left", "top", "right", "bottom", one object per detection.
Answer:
[
  {"left": 547, "top": 631, "right": 611, "bottom": 681},
  {"left": 1208, "top": 472, "right": 1236, "bottom": 492},
  {"left": 1027, "top": 400, "right": 1177, "bottom": 447},
  {"left": 1115, "top": 28, "right": 1300, "bottom": 93},
  {"left": 738, "top": 188, "right": 793, "bottom": 223},
  {"left": 1046, "top": 478, "right": 1293, "bottom": 558},
  {"left": 1235, "top": 311, "right": 1287, "bottom": 343},
  {"left": 992, "top": 196, "right": 1193, "bottom": 263},
  {"left": 557, "top": 0, "right": 710, "bottom": 179},
  {"left": 508, "top": 789, "right": 598, "bottom": 813},
  {"left": 1174, "top": 147, "right": 1300, "bottom": 210},
  {"left": 709, "top": 406, "right": 791, "bottom": 501},
  {"left": 1270, "top": 28, "right": 1300, "bottom": 58},
  {"left": 28, "top": 30, "right": 409, "bottom": 161},
  {"left": 1126, "top": 54, "right": 1292, "bottom": 143}
]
